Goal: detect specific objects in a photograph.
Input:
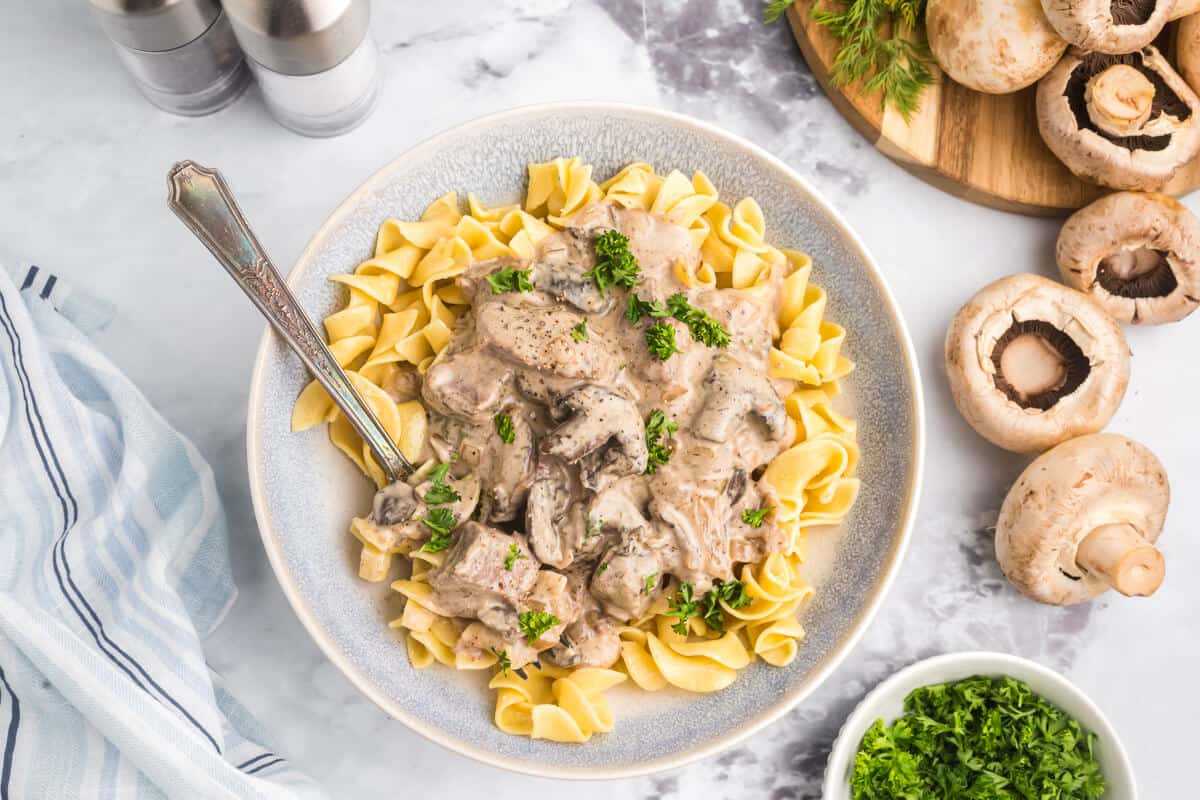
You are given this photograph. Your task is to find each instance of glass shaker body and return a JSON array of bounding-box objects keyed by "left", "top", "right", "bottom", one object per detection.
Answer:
[{"left": 246, "top": 35, "right": 380, "bottom": 137}]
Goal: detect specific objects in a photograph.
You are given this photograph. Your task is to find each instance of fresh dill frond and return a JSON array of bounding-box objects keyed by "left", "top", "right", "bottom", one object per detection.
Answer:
[
  {"left": 763, "top": 0, "right": 794, "bottom": 23},
  {"left": 767, "top": 0, "right": 934, "bottom": 120}
]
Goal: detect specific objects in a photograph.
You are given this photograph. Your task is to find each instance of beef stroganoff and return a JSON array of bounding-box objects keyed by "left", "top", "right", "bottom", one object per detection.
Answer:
[{"left": 291, "top": 158, "right": 860, "bottom": 742}]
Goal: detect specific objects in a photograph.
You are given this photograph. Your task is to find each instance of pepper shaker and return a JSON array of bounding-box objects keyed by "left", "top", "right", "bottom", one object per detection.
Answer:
[
  {"left": 89, "top": 0, "right": 250, "bottom": 116},
  {"left": 223, "top": 0, "right": 380, "bottom": 137}
]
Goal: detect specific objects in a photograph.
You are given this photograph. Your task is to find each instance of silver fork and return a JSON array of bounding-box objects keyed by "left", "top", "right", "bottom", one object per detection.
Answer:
[{"left": 167, "top": 160, "right": 413, "bottom": 482}]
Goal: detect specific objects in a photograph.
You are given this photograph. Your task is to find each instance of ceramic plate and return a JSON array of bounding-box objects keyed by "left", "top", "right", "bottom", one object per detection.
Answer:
[{"left": 246, "top": 103, "right": 924, "bottom": 778}]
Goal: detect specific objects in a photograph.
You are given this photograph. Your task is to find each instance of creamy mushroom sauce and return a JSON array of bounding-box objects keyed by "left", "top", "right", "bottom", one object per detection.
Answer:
[{"left": 361, "top": 202, "right": 795, "bottom": 669}]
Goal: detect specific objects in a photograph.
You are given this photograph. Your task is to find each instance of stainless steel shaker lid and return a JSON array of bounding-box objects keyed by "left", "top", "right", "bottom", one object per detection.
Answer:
[
  {"left": 88, "top": 0, "right": 221, "bottom": 52},
  {"left": 222, "top": 0, "right": 370, "bottom": 76}
]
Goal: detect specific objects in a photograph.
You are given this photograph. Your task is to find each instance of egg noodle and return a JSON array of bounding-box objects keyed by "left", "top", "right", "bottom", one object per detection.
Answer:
[{"left": 291, "top": 158, "right": 860, "bottom": 742}]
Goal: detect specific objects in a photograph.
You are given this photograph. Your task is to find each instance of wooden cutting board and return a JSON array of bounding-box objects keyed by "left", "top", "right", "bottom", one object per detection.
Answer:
[{"left": 785, "top": 1, "right": 1200, "bottom": 216}]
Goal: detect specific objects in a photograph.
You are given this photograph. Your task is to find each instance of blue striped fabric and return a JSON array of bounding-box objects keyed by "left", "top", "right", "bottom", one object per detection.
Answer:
[{"left": 0, "top": 267, "right": 326, "bottom": 799}]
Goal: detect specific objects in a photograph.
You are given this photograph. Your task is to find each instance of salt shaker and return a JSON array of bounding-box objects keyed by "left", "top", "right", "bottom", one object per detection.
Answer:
[
  {"left": 223, "top": 0, "right": 380, "bottom": 137},
  {"left": 89, "top": 0, "right": 250, "bottom": 116}
]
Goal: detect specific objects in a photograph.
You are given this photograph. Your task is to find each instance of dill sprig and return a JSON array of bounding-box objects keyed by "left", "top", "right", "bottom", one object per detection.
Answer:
[{"left": 765, "top": 0, "right": 934, "bottom": 120}]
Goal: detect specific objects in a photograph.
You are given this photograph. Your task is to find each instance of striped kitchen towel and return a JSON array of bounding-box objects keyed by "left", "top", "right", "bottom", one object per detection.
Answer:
[{"left": 0, "top": 265, "right": 326, "bottom": 799}]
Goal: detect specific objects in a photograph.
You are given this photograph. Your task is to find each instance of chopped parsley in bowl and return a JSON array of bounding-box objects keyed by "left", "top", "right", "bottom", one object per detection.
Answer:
[
  {"left": 823, "top": 652, "right": 1136, "bottom": 800},
  {"left": 852, "top": 676, "right": 1105, "bottom": 799}
]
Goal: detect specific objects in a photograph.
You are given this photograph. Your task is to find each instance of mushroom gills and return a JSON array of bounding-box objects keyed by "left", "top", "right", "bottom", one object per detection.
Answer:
[
  {"left": 1109, "top": 0, "right": 1157, "bottom": 25},
  {"left": 991, "top": 320, "right": 1090, "bottom": 411},
  {"left": 1066, "top": 52, "right": 1192, "bottom": 152},
  {"left": 1097, "top": 247, "right": 1178, "bottom": 298}
]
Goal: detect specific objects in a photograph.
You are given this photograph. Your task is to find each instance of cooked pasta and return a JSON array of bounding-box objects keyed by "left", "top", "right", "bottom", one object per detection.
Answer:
[{"left": 292, "top": 159, "right": 859, "bottom": 742}]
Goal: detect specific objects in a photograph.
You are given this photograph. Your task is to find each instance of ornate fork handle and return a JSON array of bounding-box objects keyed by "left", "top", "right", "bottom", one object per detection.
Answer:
[{"left": 167, "top": 160, "right": 413, "bottom": 482}]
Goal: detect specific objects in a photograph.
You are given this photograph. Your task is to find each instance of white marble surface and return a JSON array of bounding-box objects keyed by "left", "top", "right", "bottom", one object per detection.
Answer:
[{"left": 4, "top": 1, "right": 1198, "bottom": 797}]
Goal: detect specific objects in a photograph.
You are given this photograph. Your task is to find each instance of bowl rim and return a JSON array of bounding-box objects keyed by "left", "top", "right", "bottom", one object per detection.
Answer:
[
  {"left": 822, "top": 650, "right": 1138, "bottom": 799},
  {"left": 245, "top": 101, "right": 927, "bottom": 780}
]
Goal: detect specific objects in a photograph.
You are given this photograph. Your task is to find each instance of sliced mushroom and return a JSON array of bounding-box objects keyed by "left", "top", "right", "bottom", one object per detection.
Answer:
[
  {"left": 533, "top": 227, "right": 616, "bottom": 316},
  {"left": 540, "top": 385, "right": 648, "bottom": 482},
  {"left": 996, "top": 433, "right": 1169, "bottom": 604},
  {"left": 944, "top": 273, "right": 1130, "bottom": 453},
  {"left": 1038, "top": 47, "right": 1200, "bottom": 190},
  {"left": 1041, "top": 0, "right": 1170, "bottom": 54},
  {"left": 693, "top": 354, "right": 790, "bottom": 443},
  {"left": 927, "top": 0, "right": 1067, "bottom": 94},
  {"left": 525, "top": 456, "right": 585, "bottom": 569},
  {"left": 1057, "top": 191, "right": 1200, "bottom": 324}
]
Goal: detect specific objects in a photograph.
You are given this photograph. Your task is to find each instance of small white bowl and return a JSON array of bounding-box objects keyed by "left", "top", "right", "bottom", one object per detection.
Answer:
[{"left": 823, "top": 652, "right": 1137, "bottom": 799}]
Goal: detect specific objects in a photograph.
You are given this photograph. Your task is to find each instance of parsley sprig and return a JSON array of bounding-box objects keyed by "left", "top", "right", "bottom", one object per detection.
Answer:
[
  {"left": 490, "top": 647, "right": 511, "bottom": 677},
  {"left": 644, "top": 409, "right": 678, "bottom": 474},
  {"left": 518, "top": 610, "right": 560, "bottom": 643},
  {"left": 585, "top": 515, "right": 604, "bottom": 540},
  {"left": 585, "top": 230, "right": 640, "bottom": 293},
  {"left": 420, "top": 507, "right": 456, "bottom": 553},
  {"left": 485, "top": 267, "right": 533, "bottom": 294},
  {"left": 503, "top": 543, "right": 527, "bottom": 571},
  {"left": 494, "top": 413, "right": 515, "bottom": 445},
  {"left": 645, "top": 321, "right": 680, "bottom": 361},
  {"left": 667, "top": 580, "right": 751, "bottom": 636},
  {"left": 741, "top": 506, "right": 775, "bottom": 528},
  {"left": 702, "top": 579, "right": 751, "bottom": 633},
  {"left": 764, "top": 0, "right": 934, "bottom": 121},
  {"left": 665, "top": 582, "right": 699, "bottom": 635},
  {"left": 667, "top": 293, "right": 730, "bottom": 348},
  {"left": 422, "top": 463, "right": 461, "bottom": 506},
  {"left": 571, "top": 318, "right": 589, "bottom": 342},
  {"left": 643, "top": 573, "right": 658, "bottom": 595},
  {"left": 851, "top": 676, "right": 1106, "bottom": 799},
  {"left": 626, "top": 294, "right": 669, "bottom": 324}
]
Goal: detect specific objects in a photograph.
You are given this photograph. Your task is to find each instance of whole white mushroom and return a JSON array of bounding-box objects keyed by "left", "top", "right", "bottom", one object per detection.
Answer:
[{"left": 926, "top": 0, "right": 1067, "bottom": 94}]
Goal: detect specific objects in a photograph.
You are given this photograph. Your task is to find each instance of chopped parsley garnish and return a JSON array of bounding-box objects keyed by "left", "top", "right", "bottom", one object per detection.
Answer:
[
  {"left": 713, "top": 578, "right": 752, "bottom": 609},
  {"left": 851, "top": 676, "right": 1106, "bottom": 799},
  {"left": 503, "top": 543, "right": 527, "bottom": 571},
  {"left": 518, "top": 610, "right": 560, "bottom": 643},
  {"left": 571, "top": 318, "right": 589, "bottom": 342},
  {"left": 667, "top": 293, "right": 731, "bottom": 348},
  {"left": 645, "top": 321, "right": 680, "bottom": 361},
  {"left": 644, "top": 409, "right": 678, "bottom": 474},
  {"left": 741, "top": 506, "right": 775, "bottom": 528},
  {"left": 490, "top": 648, "right": 511, "bottom": 676},
  {"left": 485, "top": 267, "right": 533, "bottom": 294},
  {"left": 643, "top": 573, "right": 658, "bottom": 595},
  {"left": 596, "top": 561, "right": 609, "bottom": 574},
  {"left": 494, "top": 413, "right": 515, "bottom": 444},
  {"left": 585, "top": 515, "right": 604, "bottom": 540},
  {"left": 422, "top": 463, "right": 460, "bottom": 506},
  {"left": 420, "top": 507, "right": 457, "bottom": 552},
  {"left": 584, "top": 230, "right": 640, "bottom": 293},
  {"left": 626, "top": 293, "right": 669, "bottom": 324},
  {"left": 665, "top": 582, "right": 699, "bottom": 635},
  {"left": 701, "top": 579, "right": 752, "bottom": 633}
]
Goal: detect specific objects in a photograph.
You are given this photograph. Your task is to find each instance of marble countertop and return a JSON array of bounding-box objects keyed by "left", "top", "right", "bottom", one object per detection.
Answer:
[{"left": 4, "top": 1, "right": 1197, "bottom": 796}]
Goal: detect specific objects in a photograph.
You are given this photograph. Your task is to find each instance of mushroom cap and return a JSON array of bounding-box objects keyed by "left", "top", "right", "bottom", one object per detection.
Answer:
[
  {"left": 1041, "top": 0, "right": 1170, "bottom": 54},
  {"left": 1057, "top": 191, "right": 1200, "bottom": 324},
  {"left": 1177, "top": 12, "right": 1200, "bottom": 96},
  {"left": 1038, "top": 48, "right": 1200, "bottom": 191},
  {"left": 944, "top": 273, "right": 1130, "bottom": 453},
  {"left": 927, "top": 0, "right": 1067, "bottom": 94},
  {"left": 995, "top": 433, "right": 1169, "bottom": 604}
]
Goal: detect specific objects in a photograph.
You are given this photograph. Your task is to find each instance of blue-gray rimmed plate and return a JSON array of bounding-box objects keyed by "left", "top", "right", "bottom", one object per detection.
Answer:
[{"left": 246, "top": 103, "right": 924, "bottom": 779}]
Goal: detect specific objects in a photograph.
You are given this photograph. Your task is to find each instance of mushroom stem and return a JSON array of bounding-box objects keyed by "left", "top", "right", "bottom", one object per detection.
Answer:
[{"left": 1076, "top": 523, "right": 1165, "bottom": 597}]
